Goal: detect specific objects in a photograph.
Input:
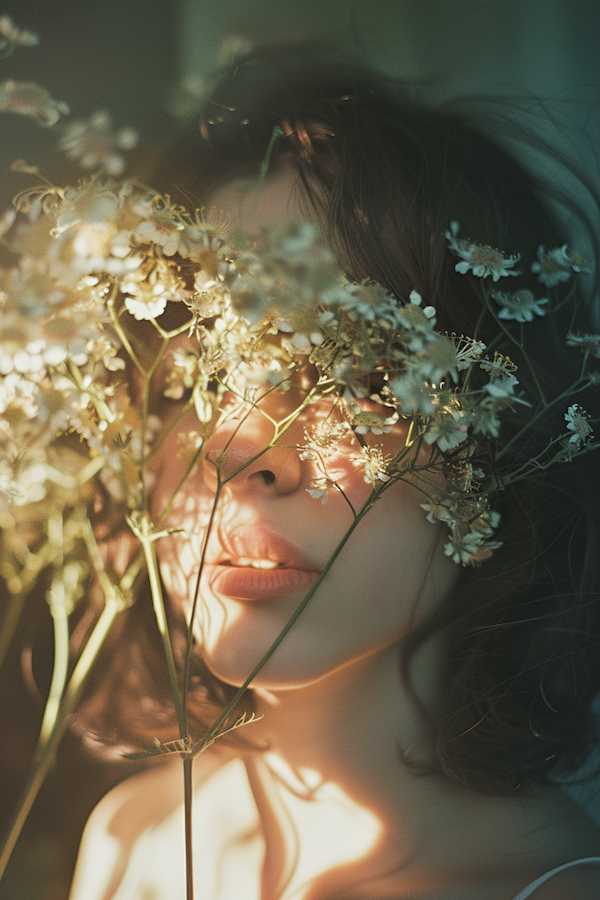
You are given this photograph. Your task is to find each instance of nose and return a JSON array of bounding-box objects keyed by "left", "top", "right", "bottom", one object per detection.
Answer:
[{"left": 202, "top": 412, "right": 304, "bottom": 496}]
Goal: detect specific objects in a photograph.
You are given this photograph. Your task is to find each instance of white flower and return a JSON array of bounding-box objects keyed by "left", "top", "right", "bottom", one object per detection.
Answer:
[
  {"left": 479, "top": 353, "right": 519, "bottom": 399},
  {"left": 492, "top": 288, "right": 548, "bottom": 323},
  {"left": 443, "top": 532, "right": 486, "bottom": 565},
  {"left": 122, "top": 262, "right": 182, "bottom": 321},
  {"left": 414, "top": 333, "right": 459, "bottom": 383},
  {"left": 389, "top": 371, "right": 436, "bottom": 416},
  {"left": 566, "top": 332, "right": 600, "bottom": 359},
  {"left": 353, "top": 445, "right": 391, "bottom": 484},
  {"left": 470, "top": 402, "right": 501, "bottom": 438},
  {"left": 420, "top": 500, "right": 457, "bottom": 526},
  {"left": 531, "top": 245, "right": 590, "bottom": 287},
  {"left": 564, "top": 403, "right": 593, "bottom": 449},
  {"left": 445, "top": 222, "right": 520, "bottom": 281},
  {"left": 394, "top": 290, "right": 437, "bottom": 340},
  {"left": 298, "top": 420, "right": 347, "bottom": 459},
  {"left": 54, "top": 182, "right": 121, "bottom": 234},
  {"left": 306, "top": 475, "right": 336, "bottom": 504},
  {"left": 132, "top": 196, "right": 185, "bottom": 255},
  {"left": 443, "top": 508, "right": 502, "bottom": 565},
  {"left": 338, "top": 280, "right": 400, "bottom": 327},
  {"left": 453, "top": 335, "right": 486, "bottom": 371},
  {"left": 408, "top": 289, "right": 437, "bottom": 323},
  {"left": 349, "top": 406, "right": 394, "bottom": 436},
  {"left": 59, "top": 110, "right": 138, "bottom": 176},
  {"left": 484, "top": 372, "right": 518, "bottom": 399},
  {"left": 423, "top": 407, "right": 471, "bottom": 452}
]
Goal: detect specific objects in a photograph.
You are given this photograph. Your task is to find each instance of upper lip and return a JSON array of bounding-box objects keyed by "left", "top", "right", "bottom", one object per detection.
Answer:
[{"left": 208, "top": 524, "right": 319, "bottom": 572}]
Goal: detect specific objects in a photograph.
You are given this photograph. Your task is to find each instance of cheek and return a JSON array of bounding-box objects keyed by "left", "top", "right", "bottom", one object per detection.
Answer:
[{"left": 323, "top": 481, "right": 457, "bottom": 625}]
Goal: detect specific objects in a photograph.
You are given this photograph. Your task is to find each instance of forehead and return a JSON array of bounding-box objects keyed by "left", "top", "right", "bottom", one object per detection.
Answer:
[{"left": 210, "top": 168, "right": 307, "bottom": 233}]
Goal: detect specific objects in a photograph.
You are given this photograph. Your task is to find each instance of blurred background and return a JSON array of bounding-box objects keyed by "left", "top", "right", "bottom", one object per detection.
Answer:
[{"left": 0, "top": 1, "right": 599, "bottom": 897}]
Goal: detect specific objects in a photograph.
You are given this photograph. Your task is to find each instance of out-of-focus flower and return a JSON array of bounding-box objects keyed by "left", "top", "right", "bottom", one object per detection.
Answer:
[
  {"left": 58, "top": 111, "right": 138, "bottom": 176},
  {"left": 492, "top": 288, "right": 548, "bottom": 322},
  {"left": 389, "top": 369, "right": 436, "bottom": 417},
  {"left": 0, "top": 80, "right": 69, "bottom": 126},
  {"left": 217, "top": 34, "right": 253, "bottom": 66},
  {"left": 338, "top": 280, "right": 400, "bottom": 327},
  {"left": 0, "top": 16, "right": 39, "bottom": 50},
  {"left": 133, "top": 195, "right": 186, "bottom": 256},
  {"left": 566, "top": 332, "right": 600, "bottom": 358},
  {"left": 531, "top": 244, "right": 590, "bottom": 287},
  {"left": 54, "top": 181, "right": 121, "bottom": 233},
  {"left": 166, "top": 74, "right": 207, "bottom": 119}
]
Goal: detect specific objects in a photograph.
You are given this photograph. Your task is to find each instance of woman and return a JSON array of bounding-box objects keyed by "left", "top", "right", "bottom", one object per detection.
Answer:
[{"left": 69, "top": 44, "right": 600, "bottom": 899}]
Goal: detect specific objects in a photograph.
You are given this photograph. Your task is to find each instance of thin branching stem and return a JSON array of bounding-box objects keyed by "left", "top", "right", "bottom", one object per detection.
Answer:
[{"left": 190, "top": 491, "right": 378, "bottom": 756}]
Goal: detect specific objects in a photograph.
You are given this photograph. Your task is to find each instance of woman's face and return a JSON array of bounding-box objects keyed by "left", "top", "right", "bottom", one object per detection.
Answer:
[
  {"left": 152, "top": 170, "right": 459, "bottom": 690},
  {"left": 153, "top": 378, "right": 459, "bottom": 690}
]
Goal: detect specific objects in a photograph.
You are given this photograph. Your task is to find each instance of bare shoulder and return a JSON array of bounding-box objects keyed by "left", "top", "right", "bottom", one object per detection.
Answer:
[
  {"left": 68, "top": 750, "right": 229, "bottom": 900},
  {"left": 527, "top": 862, "right": 600, "bottom": 899},
  {"left": 86, "top": 748, "right": 227, "bottom": 836}
]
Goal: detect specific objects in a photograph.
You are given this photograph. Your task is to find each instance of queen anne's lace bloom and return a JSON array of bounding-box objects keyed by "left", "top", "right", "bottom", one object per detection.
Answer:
[
  {"left": 531, "top": 245, "right": 590, "bottom": 287},
  {"left": 566, "top": 332, "right": 600, "bottom": 358},
  {"left": 0, "top": 174, "right": 597, "bottom": 572},
  {"left": 492, "top": 288, "right": 548, "bottom": 322},
  {"left": 565, "top": 403, "right": 594, "bottom": 449},
  {"left": 445, "top": 222, "right": 520, "bottom": 281},
  {"left": 353, "top": 445, "right": 391, "bottom": 484},
  {"left": 423, "top": 406, "right": 471, "bottom": 452}
]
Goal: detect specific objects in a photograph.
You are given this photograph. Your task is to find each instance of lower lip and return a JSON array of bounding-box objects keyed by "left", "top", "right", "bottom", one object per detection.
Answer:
[{"left": 209, "top": 565, "right": 320, "bottom": 601}]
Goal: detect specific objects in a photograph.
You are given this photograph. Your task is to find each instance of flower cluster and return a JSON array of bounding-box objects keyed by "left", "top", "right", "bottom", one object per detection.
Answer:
[{"left": 2, "top": 188, "right": 599, "bottom": 575}]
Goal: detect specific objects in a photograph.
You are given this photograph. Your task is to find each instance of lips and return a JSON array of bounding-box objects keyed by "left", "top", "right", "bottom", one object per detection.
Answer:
[{"left": 206, "top": 524, "right": 320, "bottom": 601}]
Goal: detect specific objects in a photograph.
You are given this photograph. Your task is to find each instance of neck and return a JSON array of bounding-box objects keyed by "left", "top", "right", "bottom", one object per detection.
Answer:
[
  {"left": 244, "top": 636, "right": 449, "bottom": 864},
  {"left": 252, "top": 639, "right": 437, "bottom": 777},
  {"left": 235, "top": 637, "right": 563, "bottom": 897}
]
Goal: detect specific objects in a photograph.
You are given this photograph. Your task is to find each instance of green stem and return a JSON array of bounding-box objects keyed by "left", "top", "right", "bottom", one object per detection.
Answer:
[
  {"left": 244, "top": 126, "right": 283, "bottom": 224},
  {"left": 38, "top": 582, "right": 70, "bottom": 747},
  {"left": 192, "top": 494, "right": 376, "bottom": 755},
  {"left": 138, "top": 528, "right": 186, "bottom": 737},
  {"left": 183, "top": 756, "right": 194, "bottom": 900},
  {"left": 107, "top": 294, "right": 145, "bottom": 377},
  {"left": 0, "top": 580, "right": 126, "bottom": 885},
  {"left": 496, "top": 374, "right": 588, "bottom": 461},
  {"left": 182, "top": 483, "right": 222, "bottom": 733},
  {"left": 0, "top": 592, "right": 27, "bottom": 675}
]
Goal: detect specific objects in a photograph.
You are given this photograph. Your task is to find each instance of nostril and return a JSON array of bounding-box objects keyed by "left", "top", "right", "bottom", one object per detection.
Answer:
[{"left": 254, "top": 469, "right": 276, "bottom": 486}]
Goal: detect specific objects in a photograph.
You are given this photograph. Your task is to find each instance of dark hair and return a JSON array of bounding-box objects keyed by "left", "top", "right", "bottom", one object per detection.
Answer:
[{"left": 78, "top": 43, "right": 600, "bottom": 794}]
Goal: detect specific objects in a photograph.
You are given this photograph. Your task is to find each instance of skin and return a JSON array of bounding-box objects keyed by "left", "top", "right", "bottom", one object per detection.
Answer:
[{"left": 68, "top": 172, "right": 600, "bottom": 900}]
